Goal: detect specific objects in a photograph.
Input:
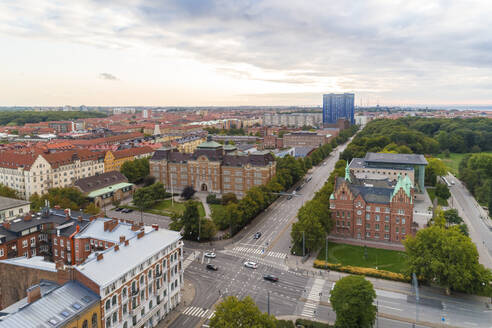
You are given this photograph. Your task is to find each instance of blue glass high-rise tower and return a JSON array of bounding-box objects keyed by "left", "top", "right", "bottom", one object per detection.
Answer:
[{"left": 322, "top": 93, "right": 355, "bottom": 125}]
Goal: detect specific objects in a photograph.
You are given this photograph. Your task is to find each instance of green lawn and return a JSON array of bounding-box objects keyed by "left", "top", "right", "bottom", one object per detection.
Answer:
[
  {"left": 437, "top": 151, "right": 492, "bottom": 175},
  {"left": 316, "top": 241, "right": 408, "bottom": 274},
  {"left": 125, "top": 199, "right": 206, "bottom": 217},
  {"left": 209, "top": 204, "right": 224, "bottom": 213},
  {"left": 426, "top": 188, "right": 448, "bottom": 206}
]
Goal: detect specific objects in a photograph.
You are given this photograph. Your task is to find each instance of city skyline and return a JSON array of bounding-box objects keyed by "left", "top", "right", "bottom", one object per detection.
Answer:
[{"left": 1, "top": 1, "right": 492, "bottom": 107}]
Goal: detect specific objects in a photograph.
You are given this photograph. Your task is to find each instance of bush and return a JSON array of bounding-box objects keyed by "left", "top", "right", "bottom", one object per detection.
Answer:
[
  {"left": 276, "top": 320, "right": 295, "bottom": 328},
  {"left": 295, "top": 319, "right": 333, "bottom": 328},
  {"left": 206, "top": 194, "right": 221, "bottom": 204},
  {"left": 313, "top": 260, "right": 411, "bottom": 283}
]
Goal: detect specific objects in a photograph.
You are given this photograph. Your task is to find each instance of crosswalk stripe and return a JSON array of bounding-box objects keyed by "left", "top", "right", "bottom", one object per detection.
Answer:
[{"left": 208, "top": 311, "right": 215, "bottom": 319}]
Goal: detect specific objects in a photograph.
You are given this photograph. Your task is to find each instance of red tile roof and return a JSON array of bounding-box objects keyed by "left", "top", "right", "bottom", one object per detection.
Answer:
[{"left": 110, "top": 146, "right": 154, "bottom": 159}]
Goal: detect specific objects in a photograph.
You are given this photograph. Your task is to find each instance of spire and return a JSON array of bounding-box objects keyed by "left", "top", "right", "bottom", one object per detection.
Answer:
[{"left": 344, "top": 162, "right": 351, "bottom": 182}]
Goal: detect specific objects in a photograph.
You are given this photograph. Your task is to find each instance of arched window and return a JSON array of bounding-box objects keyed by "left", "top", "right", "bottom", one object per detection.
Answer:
[
  {"left": 91, "top": 313, "right": 97, "bottom": 328},
  {"left": 112, "top": 312, "right": 117, "bottom": 324},
  {"left": 123, "top": 322, "right": 128, "bottom": 328},
  {"left": 140, "top": 275, "right": 144, "bottom": 285},
  {"left": 122, "top": 287, "right": 127, "bottom": 298},
  {"left": 148, "top": 269, "right": 152, "bottom": 280},
  {"left": 105, "top": 300, "right": 111, "bottom": 310},
  {"left": 156, "top": 264, "right": 160, "bottom": 274},
  {"left": 82, "top": 320, "right": 88, "bottom": 328},
  {"left": 106, "top": 317, "right": 111, "bottom": 327},
  {"left": 131, "top": 281, "right": 136, "bottom": 292},
  {"left": 112, "top": 295, "right": 117, "bottom": 306}
]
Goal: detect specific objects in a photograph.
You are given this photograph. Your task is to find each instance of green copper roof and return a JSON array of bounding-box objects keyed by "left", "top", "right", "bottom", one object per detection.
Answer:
[
  {"left": 390, "top": 174, "right": 412, "bottom": 203},
  {"left": 344, "top": 162, "right": 352, "bottom": 182},
  {"left": 87, "top": 182, "right": 134, "bottom": 198},
  {"left": 197, "top": 140, "right": 222, "bottom": 149}
]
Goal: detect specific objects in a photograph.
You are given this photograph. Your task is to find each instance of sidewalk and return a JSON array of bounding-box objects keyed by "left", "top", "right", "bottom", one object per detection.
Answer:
[
  {"left": 157, "top": 278, "right": 196, "bottom": 327},
  {"left": 195, "top": 192, "right": 211, "bottom": 218}
]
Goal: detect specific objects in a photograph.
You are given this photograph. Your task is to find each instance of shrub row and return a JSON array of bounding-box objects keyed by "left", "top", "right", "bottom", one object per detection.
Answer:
[
  {"left": 295, "top": 318, "right": 334, "bottom": 328},
  {"left": 313, "top": 260, "right": 411, "bottom": 283}
]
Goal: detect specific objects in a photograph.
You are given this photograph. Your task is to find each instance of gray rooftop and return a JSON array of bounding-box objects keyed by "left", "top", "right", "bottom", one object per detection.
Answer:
[
  {"left": 0, "top": 281, "right": 99, "bottom": 328},
  {"left": 0, "top": 197, "right": 30, "bottom": 212},
  {"left": 75, "top": 218, "right": 142, "bottom": 243},
  {"left": 76, "top": 228, "right": 181, "bottom": 288},
  {"left": 364, "top": 152, "right": 428, "bottom": 166}
]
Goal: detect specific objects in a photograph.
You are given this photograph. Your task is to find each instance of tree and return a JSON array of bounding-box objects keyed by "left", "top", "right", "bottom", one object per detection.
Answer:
[
  {"left": 330, "top": 275, "right": 377, "bottom": 328},
  {"left": 443, "top": 209, "right": 463, "bottom": 225},
  {"left": 133, "top": 188, "right": 154, "bottom": 224},
  {"left": 29, "top": 193, "right": 43, "bottom": 212},
  {"left": 221, "top": 192, "right": 238, "bottom": 205},
  {"left": 0, "top": 183, "right": 21, "bottom": 199},
  {"left": 181, "top": 201, "right": 201, "bottom": 240},
  {"left": 297, "top": 199, "right": 333, "bottom": 235},
  {"left": 199, "top": 218, "right": 217, "bottom": 241},
  {"left": 404, "top": 225, "right": 492, "bottom": 294},
  {"left": 120, "top": 158, "right": 150, "bottom": 184},
  {"left": 291, "top": 214, "right": 324, "bottom": 256},
  {"left": 83, "top": 203, "right": 101, "bottom": 215},
  {"left": 181, "top": 186, "right": 196, "bottom": 200},
  {"left": 209, "top": 296, "right": 277, "bottom": 328},
  {"left": 143, "top": 175, "right": 156, "bottom": 186},
  {"left": 435, "top": 182, "right": 451, "bottom": 200}
]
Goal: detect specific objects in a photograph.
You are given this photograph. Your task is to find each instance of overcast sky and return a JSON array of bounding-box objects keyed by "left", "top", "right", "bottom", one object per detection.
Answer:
[{"left": 1, "top": 0, "right": 491, "bottom": 107}]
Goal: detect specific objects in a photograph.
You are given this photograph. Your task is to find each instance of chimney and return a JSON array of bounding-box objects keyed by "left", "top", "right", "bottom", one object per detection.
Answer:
[
  {"left": 131, "top": 224, "right": 139, "bottom": 231},
  {"left": 137, "top": 231, "right": 144, "bottom": 239},
  {"left": 24, "top": 214, "right": 32, "bottom": 222},
  {"left": 78, "top": 216, "right": 83, "bottom": 222},
  {"left": 124, "top": 240, "right": 129, "bottom": 246},
  {"left": 152, "top": 224, "right": 159, "bottom": 231},
  {"left": 114, "top": 245, "right": 119, "bottom": 252},
  {"left": 103, "top": 221, "right": 109, "bottom": 231},
  {"left": 119, "top": 236, "right": 125, "bottom": 243},
  {"left": 27, "top": 285, "right": 41, "bottom": 304},
  {"left": 2, "top": 222, "right": 11, "bottom": 230},
  {"left": 96, "top": 253, "right": 104, "bottom": 261},
  {"left": 54, "top": 205, "right": 61, "bottom": 210}
]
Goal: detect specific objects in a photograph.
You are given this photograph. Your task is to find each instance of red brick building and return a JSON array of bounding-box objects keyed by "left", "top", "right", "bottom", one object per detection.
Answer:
[{"left": 330, "top": 167, "right": 415, "bottom": 244}]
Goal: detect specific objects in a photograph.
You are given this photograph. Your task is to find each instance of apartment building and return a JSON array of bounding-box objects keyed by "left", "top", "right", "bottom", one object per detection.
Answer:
[
  {"left": 74, "top": 171, "right": 134, "bottom": 208},
  {"left": 0, "top": 150, "right": 105, "bottom": 199},
  {"left": 104, "top": 146, "right": 154, "bottom": 172},
  {"left": 263, "top": 113, "right": 323, "bottom": 127},
  {"left": 330, "top": 167, "right": 415, "bottom": 244},
  {"left": 150, "top": 138, "right": 276, "bottom": 198},
  {"left": 170, "top": 135, "right": 207, "bottom": 153},
  {"left": 0, "top": 197, "right": 30, "bottom": 223},
  {"left": 282, "top": 130, "right": 333, "bottom": 148}
]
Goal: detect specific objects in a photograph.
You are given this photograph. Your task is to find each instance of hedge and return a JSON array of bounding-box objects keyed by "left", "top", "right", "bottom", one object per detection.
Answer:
[
  {"left": 295, "top": 318, "right": 334, "bottom": 328},
  {"left": 313, "top": 260, "right": 411, "bottom": 283}
]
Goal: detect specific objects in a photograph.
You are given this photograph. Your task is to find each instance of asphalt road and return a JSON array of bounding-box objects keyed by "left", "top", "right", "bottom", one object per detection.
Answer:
[
  {"left": 447, "top": 173, "right": 492, "bottom": 269},
  {"left": 175, "top": 249, "right": 492, "bottom": 328}
]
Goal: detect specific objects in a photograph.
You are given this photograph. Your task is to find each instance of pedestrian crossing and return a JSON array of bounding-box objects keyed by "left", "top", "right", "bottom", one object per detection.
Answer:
[
  {"left": 182, "top": 306, "right": 215, "bottom": 319},
  {"left": 301, "top": 278, "right": 325, "bottom": 318},
  {"left": 183, "top": 250, "right": 199, "bottom": 270},
  {"left": 232, "top": 246, "right": 287, "bottom": 259}
]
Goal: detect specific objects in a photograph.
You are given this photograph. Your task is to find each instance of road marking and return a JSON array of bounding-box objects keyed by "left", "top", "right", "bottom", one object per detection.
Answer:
[
  {"left": 183, "top": 306, "right": 216, "bottom": 318},
  {"left": 377, "top": 304, "right": 403, "bottom": 311},
  {"left": 183, "top": 250, "right": 200, "bottom": 270},
  {"left": 463, "top": 322, "right": 478, "bottom": 327},
  {"left": 300, "top": 278, "right": 325, "bottom": 318}
]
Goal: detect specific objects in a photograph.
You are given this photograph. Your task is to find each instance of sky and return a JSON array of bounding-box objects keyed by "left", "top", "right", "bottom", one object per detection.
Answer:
[{"left": 1, "top": 0, "right": 492, "bottom": 107}]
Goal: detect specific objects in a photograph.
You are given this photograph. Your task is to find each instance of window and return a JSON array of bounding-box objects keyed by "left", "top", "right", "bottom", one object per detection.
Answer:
[
  {"left": 365, "top": 213, "right": 370, "bottom": 219},
  {"left": 398, "top": 209, "right": 405, "bottom": 215},
  {"left": 384, "top": 233, "right": 390, "bottom": 239},
  {"left": 385, "top": 215, "right": 390, "bottom": 222},
  {"left": 106, "top": 317, "right": 111, "bottom": 327},
  {"left": 385, "top": 225, "right": 389, "bottom": 232},
  {"left": 140, "top": 275, "right": 144, "bottom": 285},
  {"left": 402, "top": 227, "right": 406, "bottom": 234},
  {"left": 82, "top": 320, "right": 88, "bottom": 328},
  {"left": 396, "top": 217, "right": 400, "bottom": 224},
  {"left": 375, "top": 224, "right": 380, "bottom": 231},
  {"left": 22, "top": 240, "right": 28, "bottom": 248},
  {"left": 0, "top": 249, "right": 4, "bottom": 257},
  {"left": 356, "top": 218, "right": 362, "bottom": 225},
  {"left": 366, "top": 206, "right": 371, "bottom": 211},
  {"left": 375, "top": 233, "right": 380, "bottom": 238},
  {"left": 375, "top": 215, "right": 380, "bottom": 222},
  {"left": 123, "top": 303, "right": 127, "bottom": 315},
  {"left": 60, "top": 239, "right": 64, "bottom": 247},
  {"left": 85, "top": 244, "right": 90, "bottom": 252},
  {"left": 112, "top": 312, "right": 117, "bottom": 324},
  {"left": 356, "top": 201, "right": 361, "bottom": 207},
  {"left": 347, "top": 221, "right": 350, "bottom": 227},
  {"left": 148, "top": 270, "right": 152, "bottom": 280},
  {"left": 366, "top": 223, "right": 370, "bottom": 230},
  {"left": 336, "top": 211, "right": 340, "bottom": 218},
  {"left": 112, "top": 295, "right": 117, "bottom": 306},
  {"left": 375, "top": 207, "right": 380, "bottom": 212},
  {"left": 122, "top": 287, "right": 127, "bottom": 298},
  {"left": 91, "top": 313, "right": 97, "bottom": 328},
  {"left": 347, "top": 212, "right": 351, "bottom": 218},
  {"left": 54, "top": 249, "right": 58, "bottom": 257},
  {"left": 140, "top": 290, "right": 144, "bottom": 301},
  {"left": 149, "top": 300, "right": 153, "bottom": 309},
  {"left": 402, "top": 218, "right": 406, "bottom": 224},
  {"left": 341, "top": 221, "right": 345, "bottom": 227},
  {"left": 366, "top": 232, "right": 370, "bottom": 238},
  {"left": 105, "top": 300, "right": 111, "bottom": 310}
]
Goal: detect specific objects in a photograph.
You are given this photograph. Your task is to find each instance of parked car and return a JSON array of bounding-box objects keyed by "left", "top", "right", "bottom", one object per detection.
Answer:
[
  {"left": 204, "top": 252, "right": 216, "bottom": 258},
  {"left": 287, "top": 195, "right": 293, "bottom": 200},
  {"left": 244, "top": 261, "right": 258, "bottom": 269},
  {"left": 253, "top": 232, "right": 262, "bottom": 239},
  {"left": 115, "top": 207, "right": 123, "bottom": 212},
  {"left": 263, "top": 274, "right": 278, "bottom": 282},
  {"left": 206, "top": 264, "right": 218, "bottom": 271}
]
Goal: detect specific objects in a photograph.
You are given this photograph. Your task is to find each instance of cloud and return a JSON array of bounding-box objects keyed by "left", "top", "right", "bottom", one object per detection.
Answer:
[
  {"left": 1, "top": 0, "right": 492, "bottom": 104},
  {"left": 99, "top": 72, "right": 118, "bottom": 80}
]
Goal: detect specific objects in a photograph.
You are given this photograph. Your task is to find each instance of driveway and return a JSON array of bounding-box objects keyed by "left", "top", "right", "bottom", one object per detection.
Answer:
[{"left": 104, "top": 207, "right": 172, "bottom": 229}]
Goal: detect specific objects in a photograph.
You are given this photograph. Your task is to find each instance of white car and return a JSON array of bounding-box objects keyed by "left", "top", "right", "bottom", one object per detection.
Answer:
[
  {"left": 204, "top": 252, "right": 216, "bottom": 258},
  {"left": 244, "top": 261, "right": 258, "bottom": 269}
]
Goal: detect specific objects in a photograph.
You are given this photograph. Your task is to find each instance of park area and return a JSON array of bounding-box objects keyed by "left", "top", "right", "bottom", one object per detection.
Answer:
[
  {"left": 316, "top": 241, "right": 408, "bottom": 274},
  {"left": 122, "top": 198, "right": 206, "bottom": 217},
  {"left": 437, "top": 151, "right": 492, "bottom": 175}
]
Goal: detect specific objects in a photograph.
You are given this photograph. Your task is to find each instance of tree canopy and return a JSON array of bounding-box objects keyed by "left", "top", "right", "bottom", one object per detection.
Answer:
[
  {"left": 404, "top": 225, "right": 492, "bottom": 294},
  {"left": 0, "top": 184, "right": 21, "bottom": 199},
  {"left": 120, "top": 157, "right": 150, "bottom": 184},
  {"left": 0, "top": 110, "right": 107, "bottom": 127},
  {"left": 209, "top": 296, "right": 277, "bottom": 328},
  {"left": 330, "top": 275, "right": 377, "bottom": 328},
  {"left": 181, "top": 186, "right": 196, "bottom": 200},
  {"left": 459, "top": 153, "right": 492, "bottom": 206}
]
